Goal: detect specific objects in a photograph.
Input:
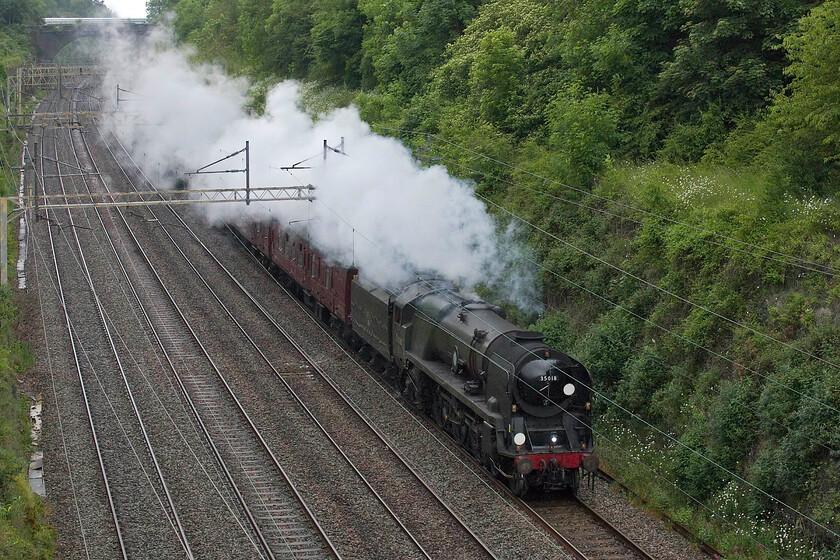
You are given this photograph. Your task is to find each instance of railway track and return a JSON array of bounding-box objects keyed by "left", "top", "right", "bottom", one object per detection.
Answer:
[
  {"left": 73, "top": 118, "right": 338, "bottom": 560},
  {"left": 210, "top": 213, "right": 664, "bottom": 560},
  {"left": 34, "top": 82, "right": 323, "bottom": 559},
  {"left": 342, "top": 361, "right": 658, "bottom": 560},
  {"left": 526, "top": 494, "right": 655, "bottom": 560},
  {"left": 35, "top": 86, "right": 193, "bottom": 559},
  {"left": 90, "top": 124, "right": 504, "bottom": 559}
]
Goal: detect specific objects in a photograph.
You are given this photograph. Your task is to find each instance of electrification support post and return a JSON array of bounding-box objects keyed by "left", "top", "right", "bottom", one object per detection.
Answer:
[
  {"left": 245, "top": 140, "right": 250, "bottom": 205},
  {"left": 1, "top": 198, "right": 7, "bottom": 286},
  {"left": 33, "top": 142, "right": 39, "bottom": 219},
  {"left": 16, "top": 68, "right": 22, "bottom": 128},
  {"left": 4, "top": 77, "right": 9, "bottom": 128},
  {"left": 323, "top": 139, "right": 327, "bottom": 161},
  {"left": 116, "top": 84, "right": 119, "bottom": 111}
]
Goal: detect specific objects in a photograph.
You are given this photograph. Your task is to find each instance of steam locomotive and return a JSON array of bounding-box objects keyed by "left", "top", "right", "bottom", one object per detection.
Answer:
[{"left": 240, "top": 220, "right": 596, "bottom": 495}]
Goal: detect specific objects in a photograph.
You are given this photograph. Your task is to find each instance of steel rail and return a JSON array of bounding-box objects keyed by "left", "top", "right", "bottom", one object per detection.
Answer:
[
  {"left": 223, "top": 228, "right": 658, "bottom": 560},
  {"left": 60, "top": 104, "right": 195, "bottom": 559},
  {"left": 102, "top": 124, "right": 498, "bottom": 559},
  {"left": 40, "top": 111, "right": 129, "bottom": 560},
  {"left": 150, "top": 199, "right": 502, "bottom": 558},
  {"left": 76, "top": 87, "right": 274, "bottom": 558},
  {"left": 82, "top": 131, "right": 327, "bottom": 560},
  {"left": 156, "top": 209, "right": 458, "bottom": 560},
  {"left": 70, "top": 123, "right": 280, "bottom": 560},
  {"left": 596, "top": 468, "right": 724, "bottom": 559},
  {"left": 29, "top": 88, "right": 98, "bottom": 560},
  {"left": 40, "top": 87, "right": 190, "bottom": 557},
  {"left": 572, "top": 496, "right": 655, "bottom": 560},
  {"left": 522, "top": 495, "right": 655, "bottom": 560}
]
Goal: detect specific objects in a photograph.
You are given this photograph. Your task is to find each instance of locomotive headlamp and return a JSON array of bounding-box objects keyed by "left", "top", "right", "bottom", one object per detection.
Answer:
[
  {"left": 563, "top": 383, "right": 575, "bottom": 396},
  {"left": 550, "top": 434, "right": 558, "bottom": 444},
  {"left": 513, "top": 432, "right": 526, "bottom": 446},
  {"left": 516, "top": 457, "right": 534, "bottom": 475}
]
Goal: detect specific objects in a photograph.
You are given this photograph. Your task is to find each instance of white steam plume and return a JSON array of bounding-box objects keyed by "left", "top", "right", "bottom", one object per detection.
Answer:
[{"left": 98, "top": 26, "right": 541, "bottom": 308}]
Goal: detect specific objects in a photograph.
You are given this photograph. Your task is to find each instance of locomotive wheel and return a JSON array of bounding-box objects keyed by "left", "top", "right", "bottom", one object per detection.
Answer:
[
  {"left": 402, "top": 375, "right": 419, "bottom": 406},
  {"left": 458, "top": 423, "right": 468, "bottom": 445},
  {"left": 432, "top": 392, "right": 446, "bottom": 427},
  {"left": 509, "top": 474, "right": 529, "bottom": 496}
]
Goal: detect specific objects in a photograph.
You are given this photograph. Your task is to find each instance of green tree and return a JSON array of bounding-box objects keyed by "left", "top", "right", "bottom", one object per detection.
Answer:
[
  {"left": 1, "top": 0, "right": 44, "bottom": 24},
  {"left": 148, "top": 0, "right": 177, "bottom": 20},
  {"left": 655, "top": 0, "right": 808, "bottom": 160},
  {"left": 310, "top": 0, "right": 365, "bottom": 86},
  {"left": 259, "top": 0, "right": 315, "bottom": 78},
  {"left": 360, "top": 0, "right": 481, "bottom": 97},
  {"left": 763, "top": 0, "right": 840, "bottom": 194},
  {"left": 237, "top": 0, "right": 273, "bottom": 74},
  {"left": 546, "top": 83, "right": 618, "bottom": 188},
  {"left": 468, "top": 28, "right": 525, "bottom": 129}
]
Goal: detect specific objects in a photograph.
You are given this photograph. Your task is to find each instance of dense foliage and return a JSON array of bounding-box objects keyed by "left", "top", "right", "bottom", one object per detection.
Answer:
[
  {"left": 165, "top": 0, "right": 840, "bottom": 187},
  {"left": 0, "top": 285, "right": 45, "bottom": 559},
  {"left": 1, "top": 1, "right": 108, "bottom": 557},
  {"left": 0, "top": 50, "right": 51, "bottom": 560},
  {"left": 134, "top": 0, "right": 840, "bottom": 557},
  {"left": 0, "top": 99, "right": 51, "bottom": 560}
]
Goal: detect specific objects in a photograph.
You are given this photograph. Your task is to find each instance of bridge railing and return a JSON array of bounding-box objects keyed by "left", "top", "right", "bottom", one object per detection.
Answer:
[{"left": 43, "top": 17, "right": 148, "bottom": 25}]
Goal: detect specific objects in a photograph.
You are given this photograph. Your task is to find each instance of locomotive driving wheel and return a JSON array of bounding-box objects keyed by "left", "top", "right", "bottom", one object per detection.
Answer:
[
  {"left": 402, "top": 373, "right": 419, "bottom": 406},
  {"left": 510, "top": 474, "right": 529, "bottom": 496},
  {"left": 432, "top": 390, "right": 447, "bottom": 428}
]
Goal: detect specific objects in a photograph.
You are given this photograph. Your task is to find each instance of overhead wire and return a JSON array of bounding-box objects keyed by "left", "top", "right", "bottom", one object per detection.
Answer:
[
  {"left": 177, "top": 128, "right": 826, "bottom": 552},
  {"left": 390, "top": 157, "right": 840, "bottom": 541},
  {"left": 279, "top": 148, "right": 837, "bottom": 540},
  {"left": 87, "top": 104, "right": 833, "bottom": 549}
]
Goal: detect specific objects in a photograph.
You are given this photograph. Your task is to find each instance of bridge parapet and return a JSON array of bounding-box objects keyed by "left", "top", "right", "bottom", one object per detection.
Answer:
[
  {"left": 43, "top": 17, "right": 148, "bottom": 25},
  {"left": 35, "top": 18, "right": 150, "bottom": 62}
]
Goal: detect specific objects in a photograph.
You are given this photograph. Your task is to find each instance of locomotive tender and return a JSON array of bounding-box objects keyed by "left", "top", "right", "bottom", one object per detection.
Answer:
[{"left": 242, "top": 220, "right": 595, "bottom": 494}]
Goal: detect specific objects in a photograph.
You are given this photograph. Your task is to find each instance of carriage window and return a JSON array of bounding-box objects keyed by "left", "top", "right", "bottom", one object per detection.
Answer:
[
  {"left": 298, "top": 245, "right": 304, "bottom": 267},
  {"left": 325, "top": 268, "right": 331, "bottom": 289},
  {"left": 311, "top": 257, "right": 317, "bottom": 278}
]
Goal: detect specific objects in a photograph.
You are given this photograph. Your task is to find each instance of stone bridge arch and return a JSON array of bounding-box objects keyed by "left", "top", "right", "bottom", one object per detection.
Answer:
[{"left": 34, "top": 18, "right": 151, "bottom": 62}]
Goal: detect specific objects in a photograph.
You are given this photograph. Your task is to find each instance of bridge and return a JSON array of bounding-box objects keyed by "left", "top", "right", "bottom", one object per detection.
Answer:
[{"left": 35, "top": 18, "right": 151, "bottom": 62}]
